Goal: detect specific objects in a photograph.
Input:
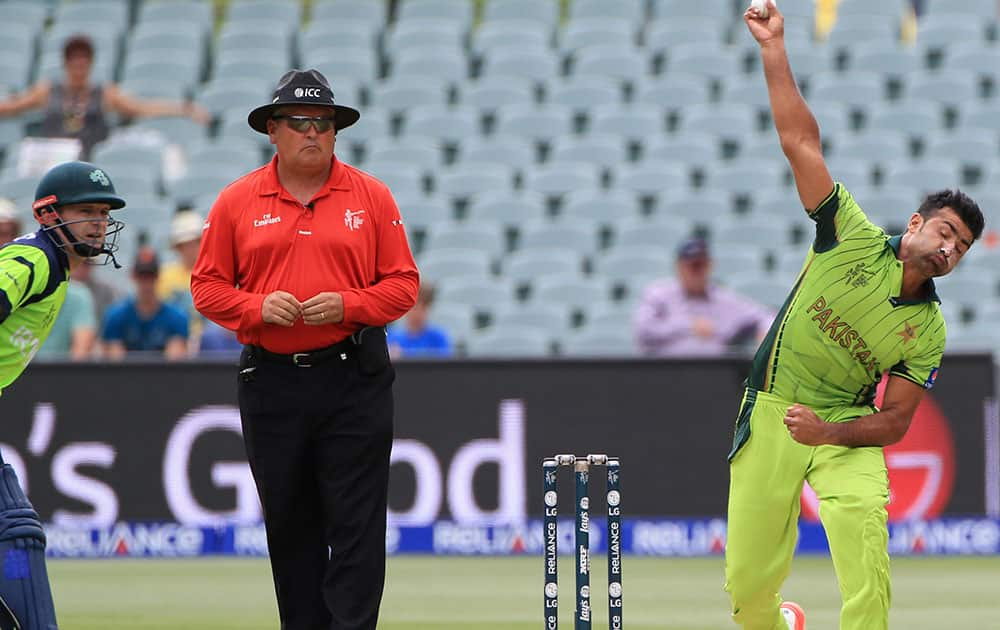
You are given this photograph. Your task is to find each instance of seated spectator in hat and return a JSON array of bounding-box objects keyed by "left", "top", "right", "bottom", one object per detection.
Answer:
[
  {"left": 633, "top": 236, "right": 775, "bottom": 357},
  {"left": 101, "top": 246, "right": 189, "bottom": 359},
  {"left": 0, "top": 198, "right": 22, "bottom": 245},
  {"left": 0, "top": 35, "right": 210, "bottom": 158},
  {"left": 388, "top": 284, "right": 452, "bottom": 357},
  {"left": 34, "top": 277, "right": 98, "bottom": 361},
  {"left": 157, "top": 210, "right": 205, "bottom": 351}
]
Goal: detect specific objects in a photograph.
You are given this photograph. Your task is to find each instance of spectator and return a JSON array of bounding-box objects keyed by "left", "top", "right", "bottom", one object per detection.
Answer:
[
  {"left": 633, "top": 236, "right": 775, "bottom": 357},
  {"left": 34, "top": 277, "right": 97, "bottom": 361},
  {"left": 0, "top": 198, "right": 22, "bottom": 245},
  {"left": 158, "top": 210, "right": 205, "bottom": 351},
  {"left": 70, "top": 255, "right": 119, "bottom": 324},
  {"left": 0, "top": 35, "right": 209, "bottom": 158},
  {"left": 197, "top": 319, "right": 242, "bottom": 356},
  {"left": 388, "top": 283, "right": 452, "bottom": 357},
  {"left": 101, "top": 247, "right": 188, "bottom": 359}
]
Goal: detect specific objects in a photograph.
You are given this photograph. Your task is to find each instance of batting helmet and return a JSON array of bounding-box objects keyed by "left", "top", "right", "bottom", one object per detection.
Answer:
[{"left": 31, "top": 161, "right": 126, "bottom": 264}]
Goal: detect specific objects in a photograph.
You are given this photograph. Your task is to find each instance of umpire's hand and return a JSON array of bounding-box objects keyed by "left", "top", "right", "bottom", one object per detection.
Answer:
[
  {"left": 302, "top": 292, "right": 344, "bottom": 325},
  {"left": 262, "top": 291, "right": 303, "bottom": 327}
]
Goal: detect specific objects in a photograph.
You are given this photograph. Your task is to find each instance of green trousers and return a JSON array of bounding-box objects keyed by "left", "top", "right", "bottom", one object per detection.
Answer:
[{"left": 724, "top": 389, "right": 891, "bottom": 630}]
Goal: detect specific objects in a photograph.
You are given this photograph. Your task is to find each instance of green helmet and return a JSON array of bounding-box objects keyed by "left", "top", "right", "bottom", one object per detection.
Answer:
[
  {"left": 31, "top": 161, "right": 127, "bottom": 264},
  {"left": 32, "top": 161, "right": 126, "bottom": 217}
]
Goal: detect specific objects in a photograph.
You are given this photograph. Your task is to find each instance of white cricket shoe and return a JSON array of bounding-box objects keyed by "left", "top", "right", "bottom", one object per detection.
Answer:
[{"left": 780, "top": 601, "right": 806, "bottom": 630}]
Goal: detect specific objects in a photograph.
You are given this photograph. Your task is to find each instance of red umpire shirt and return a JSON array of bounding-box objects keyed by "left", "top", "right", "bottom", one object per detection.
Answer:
[{"left": 191, "top": 155, "right": 419, "bottom": 352}]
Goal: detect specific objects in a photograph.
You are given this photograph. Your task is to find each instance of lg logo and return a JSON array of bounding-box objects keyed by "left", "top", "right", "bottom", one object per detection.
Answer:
[{"left": 293, "top": 87, "right": 322, "bottom": 98}]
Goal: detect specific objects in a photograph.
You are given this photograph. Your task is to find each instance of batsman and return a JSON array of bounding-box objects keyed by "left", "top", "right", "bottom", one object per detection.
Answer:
[
  {"left": 0, "top": 161, "right": 127, "bottom": 629},
  {"left": 727, "top": 2, "right": 986, "bottom": 629}
]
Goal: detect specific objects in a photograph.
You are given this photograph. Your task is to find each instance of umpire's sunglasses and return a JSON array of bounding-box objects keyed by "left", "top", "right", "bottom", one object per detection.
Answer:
[{"left": 272, "top": 115, "right": 336, "bottom": 133}]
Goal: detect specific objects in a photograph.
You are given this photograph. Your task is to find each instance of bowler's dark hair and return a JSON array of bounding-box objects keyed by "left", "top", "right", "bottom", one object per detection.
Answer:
[{"left": 916, "top": 189, "right": 985, "bottom": 241}]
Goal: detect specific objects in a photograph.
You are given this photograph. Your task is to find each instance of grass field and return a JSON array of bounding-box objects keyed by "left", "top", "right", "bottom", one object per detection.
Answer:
[{"left": 50, "top": 554, "right": 1000, "bottom": 629}]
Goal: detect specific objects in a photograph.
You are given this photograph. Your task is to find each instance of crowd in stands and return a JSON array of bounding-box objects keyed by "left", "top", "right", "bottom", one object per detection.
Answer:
[{"left": 1, "top": 0, "right": 998, "bottom": 360}]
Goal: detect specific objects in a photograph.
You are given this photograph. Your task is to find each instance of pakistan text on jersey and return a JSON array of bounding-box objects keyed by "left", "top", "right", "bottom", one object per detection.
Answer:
[{"left": 806, "top": 296, "right": 879, "bottom": 374}]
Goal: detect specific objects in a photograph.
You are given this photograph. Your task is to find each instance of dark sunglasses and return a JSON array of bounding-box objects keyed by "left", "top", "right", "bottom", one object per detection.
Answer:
[{"left": 272, "top": 115, "right": 336, "bottom": 133}]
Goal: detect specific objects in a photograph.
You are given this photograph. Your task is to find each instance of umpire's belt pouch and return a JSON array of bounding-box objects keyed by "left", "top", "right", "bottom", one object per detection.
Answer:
[
  {"left": 0, "top": 464, "right": 58, "bottom": 630},
  {"left": 352, "top": 326, "right": 390, "bottom": 375}
]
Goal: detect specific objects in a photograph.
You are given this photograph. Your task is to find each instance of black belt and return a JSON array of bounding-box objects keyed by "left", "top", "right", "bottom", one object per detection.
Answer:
[{"left": 250, "top": 338, "right": 353, "bottom": 368}]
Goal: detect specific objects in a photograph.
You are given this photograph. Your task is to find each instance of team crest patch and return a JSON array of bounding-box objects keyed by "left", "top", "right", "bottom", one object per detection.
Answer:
[
  {"left": 924, "top": 367, "right": 939, "bottom": 389},
  {"left": 344, "top": 208, "right": 365, "bottom": 231},
  {"left": 89, "top": 169, "right": 110, "bottom": 187}
]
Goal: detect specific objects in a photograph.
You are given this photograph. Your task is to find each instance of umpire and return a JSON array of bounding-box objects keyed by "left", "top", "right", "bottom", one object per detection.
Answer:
[{"left": 191, "top": 69, "right": 419, "bottom": 630}]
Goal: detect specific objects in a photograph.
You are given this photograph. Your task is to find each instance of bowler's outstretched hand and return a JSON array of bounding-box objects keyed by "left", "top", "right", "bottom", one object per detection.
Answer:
[{"left": 745, "top": 0, "right": 783, "bottom": 44}]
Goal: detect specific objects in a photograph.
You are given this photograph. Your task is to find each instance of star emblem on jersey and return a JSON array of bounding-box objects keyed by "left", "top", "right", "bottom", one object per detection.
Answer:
[
  {"left": 897, "top": 320, "right": 920, "bottom": 344},
  {"left": 89, "top": 169, "right": 110, "bottom": 187}
]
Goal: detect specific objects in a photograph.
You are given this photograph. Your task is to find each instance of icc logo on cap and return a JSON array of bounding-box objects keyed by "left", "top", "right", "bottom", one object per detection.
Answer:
[{"left": 294, "top": 87, "right": 323, "bottom": 98}]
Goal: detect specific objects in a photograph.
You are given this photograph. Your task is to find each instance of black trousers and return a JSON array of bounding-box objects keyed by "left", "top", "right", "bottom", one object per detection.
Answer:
[{"left": 238, "top": 346, "right": 394, "bottom": 630}]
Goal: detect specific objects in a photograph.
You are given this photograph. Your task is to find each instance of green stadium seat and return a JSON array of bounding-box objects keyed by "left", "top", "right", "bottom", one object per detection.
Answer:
[
  {"left": 550, "top": 135, "right": 628, "bottom": 171},
  {"left": 492, "top": 303, "right": 574, "bottom": 337},
  {"left": 560, "top": 189, "right": 640, "bottom": 227},
  {"left": 311, "top": 0, "right": 388, "bottom": 26},
  {"left": 226, "top": 0, "right": 302, "bottom": 31},
  {"left": 560, "top": 324, "right": 636, "bottom": 357},
  {"left": 458, "top": 136, "right": 537, "bottom": 169},
  {"left": 867, "top": 101, "right": 943, "bottom": 140},
  {"left": 426, "top": 303, "right": 476, "bottom": 344},
  {"left": 483, "top": 0, "right": 559, "bottom": 27},
  {"left": 651, "top": 0, "right": 733, "bottom": 20},
  {"left": 883, "top": 160, "right": 964, "bottom": 194},
  {"left": 903, "top": 71, "right": 980, "bottom": 110},
  {"left": 494, "top": 104, "right": 574, "bottom": 145},
  {"left": 503, "top": 248, "right": 585, "bottom": 284},
  {"left": 435, "top": 162, "right": 516, "bottom": 204},
  {"left": 518, "top": 219, "right": 601, "bottom": 257},
  {"left": 425, "top": 221, "right": 507, "bottom": 259},
  {"left": 572, "top": 46, "right": 649, "bottom": 84},
  {"left": 369, "top": 77, "right": 451, "bottom": 116},
  {"left": 392, "top": 49, "right": 469, "bottom": 84},
  {"left": 560, "top": 18, "right": 636, "bottom": 54},
  {"left": 480, "top": 49, "right": 561, "bottom": 84},
  {"left": 437, "top": 277, "right": 516, "bottom": 315},
  {"left": 665, "top": 43, "right": 742, "bottom": 80},
  {"left": 466, "top": 191, "right": 548, "bottom": 227},
  {"left": 530, "top": 273, "right": 612, "bottom": 311},
  {"left": 547, "top": 77, "right": 623, "bottom": 116},
  {"left": 591, "top": 104, "right": 664, "bottom": 144},
  {"left": 385, "top": 20, "right": 464, "bottom": 57},
  {"left": 460, "top": 77, "right": 537, "bottom": 115},
  {"left": 471, "top": 20, "right": 551, "bottom": 58},
  {"left": 465, "top": 326, "right": 552, "bottom": 357},
  {"left": 401, "top": 106, "right": 481, "bottom": 143},
  {"left": 299, "top": 22, "right": 379, "bottom": 56},
  {"left": 419, "top": 248, "right": 494, "bottom": 283}
]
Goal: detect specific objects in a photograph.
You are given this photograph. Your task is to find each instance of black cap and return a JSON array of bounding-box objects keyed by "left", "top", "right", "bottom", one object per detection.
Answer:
[
  {"left": 247, "top": 68, "right": 360, "bottom": 134},
  {"left": 133, "top": 247, "right": 160, "bottom": 275},
  {"left": 677, "top": 236, "right": 710, "bottom": 260}
]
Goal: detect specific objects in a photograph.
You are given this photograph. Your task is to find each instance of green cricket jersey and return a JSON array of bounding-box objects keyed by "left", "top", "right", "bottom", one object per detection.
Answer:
[
  {"left": 0, "top": 230, "right": 70, "bottom": 395},
  {"left": 746, "top": 183, "right": 946, "bottom": 409}
]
